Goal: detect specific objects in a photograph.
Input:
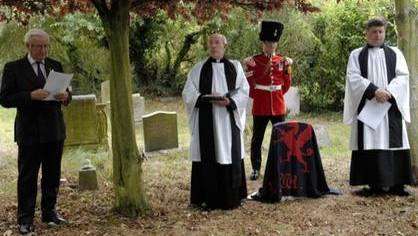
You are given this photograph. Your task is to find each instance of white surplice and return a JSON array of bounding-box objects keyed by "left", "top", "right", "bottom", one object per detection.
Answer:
[
  {"left": 182, "top": 59, "right": 249, "bottom": 164},
  {"left": 343, "top": 46, "right": 410, "bottom": 151}
]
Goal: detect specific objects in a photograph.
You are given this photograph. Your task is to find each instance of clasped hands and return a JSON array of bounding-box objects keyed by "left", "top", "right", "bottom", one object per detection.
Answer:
[{"left": 375, "top": 88, "right": 392, "bottom": 103}]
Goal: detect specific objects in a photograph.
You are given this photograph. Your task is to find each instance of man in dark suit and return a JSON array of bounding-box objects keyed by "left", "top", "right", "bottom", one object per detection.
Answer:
[{"left": 0, "top": 29, "right": 71, "bottom": 234}]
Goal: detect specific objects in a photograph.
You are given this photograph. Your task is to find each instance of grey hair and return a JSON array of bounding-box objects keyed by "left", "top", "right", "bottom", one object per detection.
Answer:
[
  {"left": 24, "top": 28, "right": 50, "bottom": 45},
  {"left": 209, "top": 33, "right": 228, "bottom": 45}
]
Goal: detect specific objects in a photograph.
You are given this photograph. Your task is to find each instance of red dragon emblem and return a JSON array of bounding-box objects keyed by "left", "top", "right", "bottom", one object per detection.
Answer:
[{"left": 274, "top": 122, "right": 314, "bottom": 173}]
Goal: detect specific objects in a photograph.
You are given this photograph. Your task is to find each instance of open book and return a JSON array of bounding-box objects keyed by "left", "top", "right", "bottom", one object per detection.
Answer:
[{"left": 201, "top": 88, "right": 240, "bottom": 102}]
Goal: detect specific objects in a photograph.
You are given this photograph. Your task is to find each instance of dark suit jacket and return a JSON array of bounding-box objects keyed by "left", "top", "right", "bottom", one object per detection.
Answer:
[{"left": 0, "top": 56, "right": 72, "bottom": 145}]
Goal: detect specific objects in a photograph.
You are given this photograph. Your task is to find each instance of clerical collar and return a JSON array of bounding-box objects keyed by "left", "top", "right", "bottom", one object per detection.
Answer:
[
  {"left": 27, "top": 54, "right": 45, "bottom": 65},
  {"left": 366, "top": 43, "right": 385, "bottom": 49},
  {"left": 209, "top": 57, "right": 226, "bottom": 63}
]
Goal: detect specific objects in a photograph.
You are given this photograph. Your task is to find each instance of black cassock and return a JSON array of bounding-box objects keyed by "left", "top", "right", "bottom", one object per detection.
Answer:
[{"left": 254, "top": 121, "right": 336, "bottom": 202}]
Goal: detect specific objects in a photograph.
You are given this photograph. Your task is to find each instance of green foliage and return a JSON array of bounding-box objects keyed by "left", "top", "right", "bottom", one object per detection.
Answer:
[
  {"left": 302, "top": 0, "right": 396, "bottom": 111},
  {"left": 0, "top": 13, "right": 110, "bottom": 96},
  {"left": 0, "top": 0, "right": 398, "bottom": 108}
]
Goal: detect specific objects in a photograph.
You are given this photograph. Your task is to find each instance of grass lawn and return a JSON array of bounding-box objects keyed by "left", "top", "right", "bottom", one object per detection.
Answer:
[{"left": 0, "top": 98, "right": 417, "bottom": 235}]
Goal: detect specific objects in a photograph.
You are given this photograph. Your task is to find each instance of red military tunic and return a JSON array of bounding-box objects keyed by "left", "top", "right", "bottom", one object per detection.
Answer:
[{"left": 245, "top": 53, "right": 292, "bottom": 116}]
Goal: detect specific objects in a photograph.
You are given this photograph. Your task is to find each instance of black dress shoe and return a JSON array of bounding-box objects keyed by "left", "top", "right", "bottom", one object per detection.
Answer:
[
  {"left": 250, "top": 170, "right": 259, "bottom": 181},
  {"left": 248, "top": 191, "right": 263, "bottom": 201},
  {"left": 389, "top": 185, "right": 412, "bottom": 197},
  {"left": 18, "top": 223, "right": 34, "bottom": 235},
  {"left": 354, "top": 187, "right": 385, "bottom": 197},
  {"left": 42, "top": 213, "right": 68, "bottom": 226}
]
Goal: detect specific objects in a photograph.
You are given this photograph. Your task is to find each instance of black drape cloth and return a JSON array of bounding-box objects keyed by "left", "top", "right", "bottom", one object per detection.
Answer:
[
  {"left": 190, "top": 57, "right": 247, "bottom": 210},
  {"left": 255, "top": 122, "right": 333, "bottom": 202}
]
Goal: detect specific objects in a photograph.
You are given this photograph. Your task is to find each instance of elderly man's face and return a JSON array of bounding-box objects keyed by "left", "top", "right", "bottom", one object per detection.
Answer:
[
  {"left": 27, "top": 35, "right": 49, "bottom": 61},
  {"left": 366, "top": 26, "right": 385, "bottom": 47},
  {"left": 208, "top": 35, "right": 226, "bottom": 59}
]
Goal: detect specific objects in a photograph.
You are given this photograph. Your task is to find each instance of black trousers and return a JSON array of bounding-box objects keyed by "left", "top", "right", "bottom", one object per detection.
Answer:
[
  {"left": 250, "top": 115, "right": 285, "bottom": 171},
  {"left": 17, "top": 141, "right": 64, "bottom": 224}
]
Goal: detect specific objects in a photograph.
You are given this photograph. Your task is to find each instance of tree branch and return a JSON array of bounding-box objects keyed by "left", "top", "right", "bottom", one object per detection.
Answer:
[{"left": 91, "top": 0, "right": 110, "bottom": 22}]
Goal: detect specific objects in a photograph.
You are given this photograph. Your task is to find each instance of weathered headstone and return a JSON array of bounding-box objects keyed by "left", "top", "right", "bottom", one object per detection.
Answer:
[
  {"left": 101, "top": 81, "right": 145, "bottom": 122},
  {"left": 284, "top": 86, "right": 300, "bottom": 116},
  {"left": 63, "top": 95, "right": 108, "bottom": 149},
  {"left": 100, "top": 80, "right": 110, "bottom": 103},
  {"left": 132, "top": 93, "right": 145, "bottom": 122},
  {"left": 142, "top": 111, "right": 178, "bottom": 152},
  {"left": 79, "top": 159, "right": 98, "bottom": 191},
  {"left": 313, "top": 125, "right": 331, "bottom": 148},
  {"left": 96, "top": 103, "right": 109, "bottom": 149}
]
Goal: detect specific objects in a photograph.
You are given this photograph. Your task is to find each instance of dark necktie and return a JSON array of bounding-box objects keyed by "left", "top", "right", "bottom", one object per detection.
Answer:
[{"left": 36, "top": 61, "right": 46, "bottom": 81}]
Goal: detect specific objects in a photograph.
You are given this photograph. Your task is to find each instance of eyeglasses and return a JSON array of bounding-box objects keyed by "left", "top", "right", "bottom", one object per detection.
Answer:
[{"left": 30, "top": 44, "right": 49, "bottom": 49}]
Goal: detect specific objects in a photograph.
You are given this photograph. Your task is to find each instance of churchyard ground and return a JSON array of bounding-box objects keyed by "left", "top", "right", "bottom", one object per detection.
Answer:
[{"left": 0, "top": 98, "right": 417, "bottom": 235}]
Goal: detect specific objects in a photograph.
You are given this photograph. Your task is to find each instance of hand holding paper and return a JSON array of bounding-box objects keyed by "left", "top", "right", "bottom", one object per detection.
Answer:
[
  {"left": 43, "top": 70, "right": 73, "bottom": 101},
  {"left": 358, "top": 98, "right": 392, "bottom": 130}
]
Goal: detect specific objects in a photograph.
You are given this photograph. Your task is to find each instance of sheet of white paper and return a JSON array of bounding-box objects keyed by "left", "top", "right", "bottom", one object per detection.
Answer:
[
  {"left": 43, "top": 70, "right": 73, "bottom": 101},
  {"left": 357, "top": 99, "right": 392, "bottom": 130}
]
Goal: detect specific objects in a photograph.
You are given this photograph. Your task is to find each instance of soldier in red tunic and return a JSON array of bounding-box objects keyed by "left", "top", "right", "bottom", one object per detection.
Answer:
[{"left": 244, "top": 21, "right": 293, "bottom": 180}]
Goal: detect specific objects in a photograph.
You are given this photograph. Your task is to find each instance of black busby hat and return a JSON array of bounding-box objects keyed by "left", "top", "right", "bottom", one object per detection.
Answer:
[{"left": 259, "top": 20, "right": 284, "bottom": 42}]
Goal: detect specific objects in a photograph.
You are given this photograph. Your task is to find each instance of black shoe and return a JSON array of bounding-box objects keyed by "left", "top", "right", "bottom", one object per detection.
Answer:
[
  {"left": 389, "top": 185, "right": 412, "bottom": 197},
  {"left": 18, "top": 223, "right": 34, "bottom": 235},
  {"left": 354, "top": 187, "right": 385, "bottom": 197},
  {"left": 42, "top": 212, "right": 68, "bottom": 226},
  {"left": 248, "top": 191, "right": 263, "bottom": 201},
  {"left": 250, "top": 170, "right": 259, "bottom": 181}
]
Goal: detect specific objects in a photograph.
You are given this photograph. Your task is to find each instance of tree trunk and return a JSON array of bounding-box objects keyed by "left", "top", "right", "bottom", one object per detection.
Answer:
[
  {"left": 395, "top": 0, "right": 418, "bottom": 183},
  {"left": 96, "top": 0, "right": 148, "bottom": 216}
]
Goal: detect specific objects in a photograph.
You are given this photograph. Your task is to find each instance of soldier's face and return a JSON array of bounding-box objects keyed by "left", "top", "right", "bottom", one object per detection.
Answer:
[
  {"left": 366, "top": 26, "right": 385, "bottom": 47},
  {"left": 208, "top": 35, "right": 226, "bottom": 59},
  {"left": 27, "top": 35, "right": 49, "bottom": 61},
  {"left": 262, "top": 41, "right": 277, "bottom": 54}
]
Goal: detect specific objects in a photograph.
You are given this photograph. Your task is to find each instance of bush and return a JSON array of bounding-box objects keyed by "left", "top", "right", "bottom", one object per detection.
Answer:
[{"left": 303, "top": 0, "right": 396, "bottom": 111}]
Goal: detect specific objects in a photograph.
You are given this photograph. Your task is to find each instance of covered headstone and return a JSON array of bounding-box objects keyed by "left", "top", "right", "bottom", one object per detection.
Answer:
[
  {"left": 249, "top": 121, "right": 340, "bottom": 202},
  {"left": 142, "top": 111, "right": 178, "bottom": 152},
  {"left": 79, "top": 159, "right": 98, "bottom": 191}
]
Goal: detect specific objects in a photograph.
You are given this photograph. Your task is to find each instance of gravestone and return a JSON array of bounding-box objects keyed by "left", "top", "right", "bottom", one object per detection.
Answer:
[
  {"left": 142, "top": 111, "right": 178, "bottom": 152},
  {"left": 132, "top": 93, "right": 145, "bottom": 122},
  {"left": 313, "top": 125, "right": 331, "bottom": 148},
  {"left": 284, "top": 86, "right": 300, "bottom": 116},
  {"left": 96, "top": 103, "right": 109, "bottom": 149},
  {"left": 79, "top": 159, "right": 98, "bottom": 191},
  {"left": 101, "top": 81, "right": 145, "bottom": 122},
  {"left": 63, "top": 95, "right": 108, "bottom": 149},
  {"left": 100, "top": 80, "right": 110, "bottom": 103}
]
